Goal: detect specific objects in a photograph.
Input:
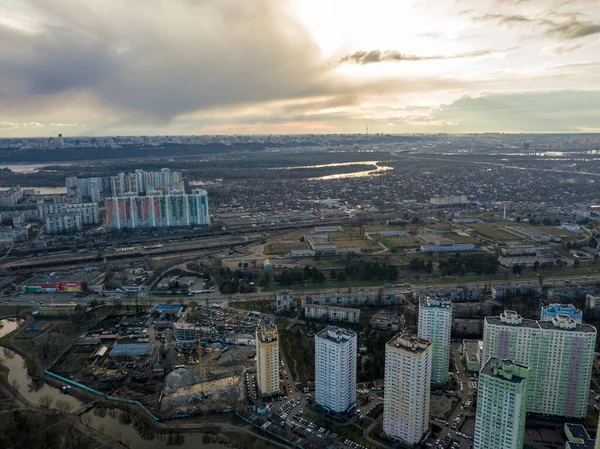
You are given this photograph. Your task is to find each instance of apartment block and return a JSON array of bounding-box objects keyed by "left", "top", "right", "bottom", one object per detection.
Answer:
[
  {"left": 106, "top": 189, "right": 209, "bottom": 230},
  {"left": 304, "top": 304, "right": 360, "bottom": 323},
  {"left": 276, "top": 290, "right": 293, "bottom": 313},
  {"left": 315, "top": 327, "right": 357, "bottom": 414},
  {"left": 483, "top": 310, "right": 596, "bottom": 418},
  {"left": 383, "top": 334, "right": 432, "bottom": 445},
  {"left": 38, "top": 202, "right": 100, "bottom": 224},
  {"left": 418, "top": 297, "right": 452, "bottom": 383},
  {"left": 474, "top": 358, "right": 529, "bottom": 449}
]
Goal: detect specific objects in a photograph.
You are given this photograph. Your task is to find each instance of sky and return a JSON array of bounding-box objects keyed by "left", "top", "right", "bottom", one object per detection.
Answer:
[{"left": 0, "top": 0, "right": 599, "bottom": 137}]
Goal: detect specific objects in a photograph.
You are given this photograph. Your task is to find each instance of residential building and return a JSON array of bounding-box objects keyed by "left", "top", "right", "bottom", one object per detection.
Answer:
[
  {"left": 38, "top": 202, "right": 99, "bottom": 224},
  {"left": 540, "top": 303, "right": 582, "bottom": 324},
  {"left": 45, "top": 213, "right": 83, "bottom": 234},
  {"left": 474, "top": 358, "right": 529, "bottom": 449},
  {"left": 418, "top": 297, "right": 451, "bottom": 383},
  {"left": 0, "top": 186, "right": 23, "bottom": 207},
  {"left": 463, "top": 340, "right": 483, "bottom": 373},
  {"left": 315, "top": 326, "right": 357, "bottom": 413},
  {"left": 256, "top": 322, "right": 279, "bottom": 397},
  {"left": 564, "top": 423, "right": 595, "bottom": 449},
  {"left": 276, "top": 290, "right": 293, "bottom": 313},
  {"left": 482, "top": 310, "right": 596, "bottom": 418},
  {"left": 303, "top": 304, "right": 360, "bottom": 323},
  {"left": 429, "top": 195, "right": 468, "bottom": 206},
  {"left": 383, "top": 334, "right": 432, "bottom": 445},
  {"left": 106, "top": 189, "right": 209, "bottom": 230},
  {"left": 65, "top": 177, "right": 104, "bottom": 202}
]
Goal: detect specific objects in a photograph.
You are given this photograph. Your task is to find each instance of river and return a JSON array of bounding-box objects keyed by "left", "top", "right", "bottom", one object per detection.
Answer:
[{"left": 0, "top": 319, "right": 227, "bottom": 448}]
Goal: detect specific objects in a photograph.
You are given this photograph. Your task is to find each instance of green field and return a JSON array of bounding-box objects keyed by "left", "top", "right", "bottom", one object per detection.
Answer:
[{"left": 468, "top": 223, "right": 523, "bottom": 241}]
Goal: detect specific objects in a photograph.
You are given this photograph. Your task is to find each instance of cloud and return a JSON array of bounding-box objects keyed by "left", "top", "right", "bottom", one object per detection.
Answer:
[
  {"left": 542, "top": 18, "right": 600, "bottom": 39},
  {"left": 0, "top": 0, "right": 330, "bottom": 123},
  {"left": 552, "top": 43, "right": 583, "bottom": 53},
  {"left": 473, "top": 12, "right": 600, "bottom": 40},
  {"left": 339, "top": 48, "right": 516, "bottom": 65},
  {"left": 0, "top": 121, "right": 44, "bottom": 129},
  {"left": 430, "top": 90, "right": 600, "bottom": 132}
]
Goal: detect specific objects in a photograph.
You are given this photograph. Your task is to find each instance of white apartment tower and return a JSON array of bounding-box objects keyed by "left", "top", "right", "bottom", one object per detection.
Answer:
[
  {"left": 474, "top": 358, "right": 529, "bottom": 449},
  {"left": 418, "top": 297, "right": 452, "bottom": 383},
  {"left": 315, "top": 326, "right": 357, "bottom": 414},
  {"left": 483, "top": 310, "right": 596, "bottom": 418},
  {"left": 383, "top": 334, "right": 432, "bottom": 445},
  {"left": 255, "top": 322, "right": 280, "bottom": 397}
]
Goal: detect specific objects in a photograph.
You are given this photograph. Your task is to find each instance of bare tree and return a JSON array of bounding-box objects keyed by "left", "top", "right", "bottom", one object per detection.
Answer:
[
  {"left": 55, "top": 399, "right": 73, "bottom": 415},
  {"left": 39, "top": 394, "right": 54, "bottom": 409}
]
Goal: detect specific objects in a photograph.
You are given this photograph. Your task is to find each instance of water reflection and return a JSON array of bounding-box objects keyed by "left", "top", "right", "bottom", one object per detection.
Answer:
[{"left": 0, "top": 319, "right": 230, "bottom": 448}]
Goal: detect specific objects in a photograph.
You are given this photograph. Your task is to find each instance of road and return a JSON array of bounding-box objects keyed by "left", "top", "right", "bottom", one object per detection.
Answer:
[
  {"left": 4, "top": 273, "right": 600, "bottom": 308},
  {"left": 424, "top": 342, "right": 475, "bottom": 448}
]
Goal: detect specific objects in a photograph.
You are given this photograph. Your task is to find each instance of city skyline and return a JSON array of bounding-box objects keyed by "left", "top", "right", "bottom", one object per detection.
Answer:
[{"left": 1, "top": 0, "right": 599, "bottom": 137}]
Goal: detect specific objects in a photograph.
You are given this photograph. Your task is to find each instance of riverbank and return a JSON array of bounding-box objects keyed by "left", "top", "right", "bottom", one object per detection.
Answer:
[{"left": 0, "top": 318, "right": 289, "bottom": 449}]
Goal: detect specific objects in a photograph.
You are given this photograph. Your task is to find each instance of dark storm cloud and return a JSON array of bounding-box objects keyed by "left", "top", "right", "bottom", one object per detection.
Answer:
[
  {"left": 0, "top": 0, "right": 331, "bottom": 121},
  {"left": 339, "top": 48, "right": 516, "bottom": 65}
]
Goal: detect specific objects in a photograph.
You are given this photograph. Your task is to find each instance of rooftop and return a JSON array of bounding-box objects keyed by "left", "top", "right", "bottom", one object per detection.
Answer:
[
  {"left": 486, "top": 313, "right": 596, "bottom": 333},
  {"left": 257, "top": 322, "right": 278, "bottom": 343},
  {"left": 386, "top": 333, "right": 431, "bottom": 354},
  {"left": 420, "top": 296, "right": 452, "bottom": 308},
  {"left": 481, "top": 357, "right": 529, "bottom": 384},
  {"left": 316, "top": 326, "right": 356, "bottom": 343},
  {"left": 542, "top": 303, "right": 582, "bottom": 314},
  {"left": 109, "top": 343, "right": 152, "bottom": 357},
  {"left": 463, "top": 340, "right": 481, "bottom": 364}
]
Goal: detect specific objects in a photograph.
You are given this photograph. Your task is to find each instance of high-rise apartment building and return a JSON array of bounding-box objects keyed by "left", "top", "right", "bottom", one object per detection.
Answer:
[
  {"left": 255, "top": 322, "right": 279, "bottom": 397},
  {"left": 65, "top": 176, "right": 104, "bottom": 202},
  {"left": 418, "top": 297, "right": 451, "bottom": 383},
  {"left": 483, "top": 310, "right": 596, "bottom": 418},
  {"left": 106, "top": 189, "right": 209, "bottom": 230},
  {"left": 383, "top": 334, "right": 432, "bottom": 445},
  {"left": 474, "top": 358, "right": 529, "bottom": 449},
  {"left": 315, "top": 326, "right": 357, "bottom": 414}
]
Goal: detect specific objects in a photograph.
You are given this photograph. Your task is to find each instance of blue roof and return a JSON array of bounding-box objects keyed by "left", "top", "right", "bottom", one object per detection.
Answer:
[{"left": 155, "top": 305, "right": 183, "bottom": 311}]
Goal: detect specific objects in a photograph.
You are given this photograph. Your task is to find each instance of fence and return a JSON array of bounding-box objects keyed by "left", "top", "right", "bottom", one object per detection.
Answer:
[{"left": 45, "top": 369, "right": 304, "bottom": 448}]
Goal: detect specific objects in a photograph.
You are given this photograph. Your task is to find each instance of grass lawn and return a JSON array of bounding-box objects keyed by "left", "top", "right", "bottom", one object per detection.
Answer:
[
  {"left": 0, "top": 305, "right": 31, "bottom": 317},
  {"left": 468, "top": 223, "right": 523, "bottom": 241},
  {"left": 229, "top": 299, "right": 275, "bottom": 312},
  {"left": 535, "top": 225, "right": 582, "bottom": 238}
]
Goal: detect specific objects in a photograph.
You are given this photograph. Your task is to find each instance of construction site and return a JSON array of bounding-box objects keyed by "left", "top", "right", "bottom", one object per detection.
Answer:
[{"left": 49, "top": 298, "right": 262, "bottom": 415}]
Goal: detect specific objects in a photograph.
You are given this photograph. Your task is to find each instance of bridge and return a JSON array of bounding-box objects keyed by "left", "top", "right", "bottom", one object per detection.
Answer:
[{"left": 74, "top": 402, "right": 95, "bottom": 415}]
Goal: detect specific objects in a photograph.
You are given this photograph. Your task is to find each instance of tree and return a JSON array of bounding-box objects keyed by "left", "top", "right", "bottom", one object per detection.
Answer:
[
  {"left": 512, "top": 264, "right": 522, "bottom": 276},
  {"left": 39, "top": 395, "right": 53, "bottom": 409},
  {"left": 574, "top": 259, "right": 580, "bottom": 267},
  {"left": 533, "top": 261, "right": 540, "bottom": 272}
]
